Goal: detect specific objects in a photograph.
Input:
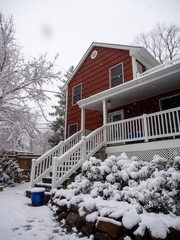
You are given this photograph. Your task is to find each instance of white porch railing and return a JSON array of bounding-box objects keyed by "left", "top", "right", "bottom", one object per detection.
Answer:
[
  {"left": 51, "top": 126, "right": 105, "bottom": 189},
  {"left": 30, "top": 130, "right": 83, "bottom": 187},
  {"left": 106, "top": 107, "right": 180, "bottom": 144},
  {"left": 137, "top": 57, "right": 180, "bottom": 78}
]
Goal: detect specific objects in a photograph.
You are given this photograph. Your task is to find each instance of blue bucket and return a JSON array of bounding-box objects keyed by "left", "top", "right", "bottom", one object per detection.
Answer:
[{"left": 31, "top": 188, "right": 45, "bottom": 206}]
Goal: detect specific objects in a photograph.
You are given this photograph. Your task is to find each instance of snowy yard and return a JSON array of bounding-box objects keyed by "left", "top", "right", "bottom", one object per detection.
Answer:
[{"left": 0, "top": 182, "right": 89, "bottom": 240}]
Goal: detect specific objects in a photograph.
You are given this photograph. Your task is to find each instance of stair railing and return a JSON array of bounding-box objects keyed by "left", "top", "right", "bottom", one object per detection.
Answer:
[
  {"left": 52, "top": 126, "right": 105, "bottom": 189},
  {"left": 30, "top": 130, "right": 83, "bottom": 188}
]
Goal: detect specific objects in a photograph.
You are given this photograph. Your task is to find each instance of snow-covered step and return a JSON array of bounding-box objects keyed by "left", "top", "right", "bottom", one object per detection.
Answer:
[
  {"left": 42, "top": 177, "right": 52, "bottom": 184},
  {"left": 35, "top": 183, "right": 52, "bottom": 192}
]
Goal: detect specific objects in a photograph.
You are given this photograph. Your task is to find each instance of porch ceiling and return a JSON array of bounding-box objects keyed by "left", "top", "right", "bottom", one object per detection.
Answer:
[{"left": 78, "top": 61, "right": 180, "bottom": 111}]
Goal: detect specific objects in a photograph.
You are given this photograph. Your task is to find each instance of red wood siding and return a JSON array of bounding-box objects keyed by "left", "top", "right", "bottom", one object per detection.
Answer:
[{"left": 66, "top": 46, "right": 133, "bottom": 137}]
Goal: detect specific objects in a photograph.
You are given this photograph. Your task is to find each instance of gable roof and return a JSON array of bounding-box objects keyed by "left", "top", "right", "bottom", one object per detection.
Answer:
[{"left": 62, "top": 42, "right": 159, "bottom": 91}]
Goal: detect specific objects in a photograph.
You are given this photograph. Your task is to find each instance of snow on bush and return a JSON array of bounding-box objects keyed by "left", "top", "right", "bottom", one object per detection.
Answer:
[
  {"left": 65, "top": 153, "right": 180, "bottom": 214},
  {"left": 0, "top": 153, "right": 22, "bottom": 187}
]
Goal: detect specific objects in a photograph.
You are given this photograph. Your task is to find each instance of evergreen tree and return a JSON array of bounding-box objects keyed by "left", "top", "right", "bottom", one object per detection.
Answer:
[
  {"left": 49, "top": 66, "right": 74, "bottom": 147},
  {"left": 0, "top": 153, "right": 22, "bottom": 187}
]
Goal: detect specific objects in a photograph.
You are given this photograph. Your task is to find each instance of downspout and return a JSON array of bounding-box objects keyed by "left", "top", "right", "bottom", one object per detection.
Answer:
[
  {"left": 81, "top": 107, "right": 85, "bottom": 137},
  {"left": 64, "top": 89, "right": 68, "bottom": 140}
]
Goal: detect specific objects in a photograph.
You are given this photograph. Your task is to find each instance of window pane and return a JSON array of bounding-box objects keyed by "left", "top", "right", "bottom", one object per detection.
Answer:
[
  {"left": 110, "top": 63, "right": 123, "bottom": 88},
  {"left": 161, "top": 95, "right": 180, "bottom": 110},
  {"left": 111, "top": 64, "right": 122, "bottom": 79},
  {"left": 73, "top": 84, "right": 81, "bottom": 105},
  {"left": 111, "top": 75, "right": 123, "bottom": 88},
  {"left": 69, "top": 124, "right": 77, "bottom": 137},
  {"left": 73, "top": 94, "right": 81, "bottom": 105},
  {"left": 74, "top": 85, "right": 81, "bottom": 95}
]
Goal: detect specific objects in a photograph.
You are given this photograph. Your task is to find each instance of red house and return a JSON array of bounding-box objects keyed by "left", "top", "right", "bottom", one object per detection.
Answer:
[{"left": 30, "top": 42, "right": 180, "bottom": 190}]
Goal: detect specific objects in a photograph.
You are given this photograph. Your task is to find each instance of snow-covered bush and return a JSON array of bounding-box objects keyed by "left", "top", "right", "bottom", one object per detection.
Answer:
[
  {"left": 0, "top": 153, "right": 22, "bottom": 187},
  {"left": 67, "top": 153, "right": 180, "bottom": 214}
]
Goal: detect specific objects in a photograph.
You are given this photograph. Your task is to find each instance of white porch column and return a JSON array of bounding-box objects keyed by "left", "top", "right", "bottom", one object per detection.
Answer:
[
  {"left": 103, "top": 99, "right": 107, "bottom": 144},
  {"left": 131, "top": 56, "right": 137, "bottom": 79},
  {"left": 81, "top": 107, "right": 85, "bottom": 136}
]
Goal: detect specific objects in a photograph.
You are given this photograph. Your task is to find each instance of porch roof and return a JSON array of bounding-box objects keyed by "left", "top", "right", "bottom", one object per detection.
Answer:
[{"left": 78, "top": 58, "right": 180, "bottom": 111}]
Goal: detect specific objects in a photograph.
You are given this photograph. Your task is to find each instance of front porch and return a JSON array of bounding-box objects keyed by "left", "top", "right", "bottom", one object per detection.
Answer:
[{"left": 30, "top": 106, "right": 180, "bottom": 191}]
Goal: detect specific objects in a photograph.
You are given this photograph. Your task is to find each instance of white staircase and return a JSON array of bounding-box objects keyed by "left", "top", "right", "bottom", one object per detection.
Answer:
[{"left": 30, "top": 126, "right": 105, "bottom": 190}]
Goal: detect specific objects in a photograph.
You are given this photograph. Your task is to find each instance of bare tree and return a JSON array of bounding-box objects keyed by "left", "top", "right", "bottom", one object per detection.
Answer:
[
  {"left": 134, "top": 23, "right": 180, "bottom": 63},
  {"left": 0, "top": 12, "right": 61, "bottom": 151}
]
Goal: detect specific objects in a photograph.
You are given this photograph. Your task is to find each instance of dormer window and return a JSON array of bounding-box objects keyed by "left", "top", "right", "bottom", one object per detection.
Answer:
[
  {"left": 110, "top": 63, "right": 124, "bottom": 88},
  {"left": 72, "top": 84, "right": 82, "bottom": 105}
]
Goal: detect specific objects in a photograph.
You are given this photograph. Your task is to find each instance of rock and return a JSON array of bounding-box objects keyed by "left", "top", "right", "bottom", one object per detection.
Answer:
[
  {"left": 66, "top": 212, "right": 78, "bottom": 227},
  {"left": 76, "top": 214, "right": 86, "bottom": 230},
  {"left": 94, "top": 231, "right": 113, "bottom": 240},
  {"left": 56, "top": 204, "right": 67, "bottom": 214},
  {"left": 86, "top": 220, "right": 97, "bottom": 235},
  {"left": 169, "top": 227, "right": 180, "bottom": 240},
  {"left": 69, "top": 203, "right": 79, "bottom": 213},
  {"left": 58, "top": 211, "right": 68, "bottom": 222},
  {"left": 97, "top": 217, "right": 122, "bottom": 239}
]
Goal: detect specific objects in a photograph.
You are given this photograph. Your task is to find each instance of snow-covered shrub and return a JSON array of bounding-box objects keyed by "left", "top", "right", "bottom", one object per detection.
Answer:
[
  {"left": 66, "top": 153, "right": 180, "bottom": 214},
  {"left": 0, "top": 153, "right": 22, "bottom": 187}
]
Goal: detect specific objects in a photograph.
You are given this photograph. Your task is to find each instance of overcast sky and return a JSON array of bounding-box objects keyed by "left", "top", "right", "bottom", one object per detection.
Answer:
[{"left": 1, "top": 0, "right": 180, "bottom": 121}]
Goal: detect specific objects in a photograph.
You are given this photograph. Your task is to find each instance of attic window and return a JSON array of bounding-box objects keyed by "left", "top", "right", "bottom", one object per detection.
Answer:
[
  {"left": 91, "top": 50, "right": 98, "bottom": 59},
  {"left": 110, "top": 63, "right": 124, "bottom": 88}
]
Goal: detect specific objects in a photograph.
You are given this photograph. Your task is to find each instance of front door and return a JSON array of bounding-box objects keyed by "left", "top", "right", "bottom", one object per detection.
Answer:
[
  {"left": 109, "top": 110, "right": 124, "bottom": 123},
  {"left": 108, "top": 110, "right": 124, "bottom": 142}
]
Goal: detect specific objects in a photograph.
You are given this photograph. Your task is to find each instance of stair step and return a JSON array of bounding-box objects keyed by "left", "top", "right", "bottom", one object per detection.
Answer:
[
  {"left": 35, "top": 183, "right": 52, "bottom": 191},
  {"left": 42, "top": 177, "right": 52, "bottom": 184}
]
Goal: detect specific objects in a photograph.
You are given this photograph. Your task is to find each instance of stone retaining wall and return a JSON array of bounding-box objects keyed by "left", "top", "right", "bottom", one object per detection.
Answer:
[{"left": 51, "top": 199, "right": 180, "bottom": 240}]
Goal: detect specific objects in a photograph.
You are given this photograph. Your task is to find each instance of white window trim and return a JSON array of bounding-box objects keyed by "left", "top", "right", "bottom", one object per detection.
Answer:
[
  {"left": 159, "top": 93, "right": 180, "bottom": 110},
  {"left": 68, "top": 123, "right": 78, "bottom": 137},
  {"left": 108, "top": 109, "right": 124, "bottom": 122},
  {"left": 109, "top": 62, "right": 124, "bottom": 88},
  {"left": 72, "top": 83, "right": 82, "bottom": 106}
]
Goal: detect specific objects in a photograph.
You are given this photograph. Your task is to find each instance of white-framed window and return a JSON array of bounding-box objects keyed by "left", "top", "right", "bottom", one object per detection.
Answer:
[
  {"left": 109, "top": 63, "right": 124, "bottom": 88},
  {"left": 68, "top": 123, "right": 78, "bottom": 137},
  {"left": 72, "top": 84, "right": 82, "bottom": 105},
  {"left": 159, "top": 94, "right": 180, "bottom": 110},
  {"left": 109, "top": 110, "right": 124, "bottom": 122}
]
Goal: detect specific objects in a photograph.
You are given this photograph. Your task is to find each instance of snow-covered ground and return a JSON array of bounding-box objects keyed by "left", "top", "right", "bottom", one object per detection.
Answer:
[{"left": 0, "top": 182, "right": 89, "bottom": 240}]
